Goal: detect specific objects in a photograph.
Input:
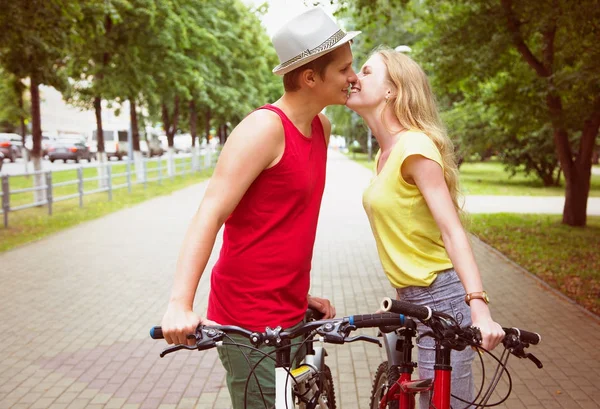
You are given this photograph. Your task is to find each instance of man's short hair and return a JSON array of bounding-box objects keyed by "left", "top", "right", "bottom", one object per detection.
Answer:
[{"left": 283, "top": 51, "right": 336, "bottom": 92}]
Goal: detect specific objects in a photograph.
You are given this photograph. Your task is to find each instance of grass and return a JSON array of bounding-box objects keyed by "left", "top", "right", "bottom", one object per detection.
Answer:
[
  {"left": 469, "top": 214, "right": 600, "bottom": 315},
  {"left": 5, "top": 157, "right": 196, "bottom": 207},
  {"left": 0, "top": 157, "right": 215, "bottom": 252},
  {"left": 346, "top": 152, "right": 600, "bottom": 197},
  {"left": 460, "top": 161, "right": 600, "bottom": 196}
]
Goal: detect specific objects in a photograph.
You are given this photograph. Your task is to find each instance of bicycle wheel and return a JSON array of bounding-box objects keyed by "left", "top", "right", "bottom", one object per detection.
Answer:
[
  {"left": 319, "top": 365, "right": 336, "bottom": 409},
  {"left": 369, "top": 361, "right": 399, "bottom": 409}
]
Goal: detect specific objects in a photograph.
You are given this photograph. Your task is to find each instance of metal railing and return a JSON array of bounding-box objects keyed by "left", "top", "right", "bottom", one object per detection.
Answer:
[{"left": 1, "top": 147, "right": 219, "bottom": 228}]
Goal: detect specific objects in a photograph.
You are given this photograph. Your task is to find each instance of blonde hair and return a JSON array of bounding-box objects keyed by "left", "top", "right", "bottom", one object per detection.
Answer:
[{"left": 376, "top": 48, "right": 463, "bottom": 213}]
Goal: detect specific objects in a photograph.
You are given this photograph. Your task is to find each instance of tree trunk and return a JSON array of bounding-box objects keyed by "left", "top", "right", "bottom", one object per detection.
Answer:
[
  {"left": 190, "top": 100, "right": 199, "bottom": 170},
  {"left": 219, "top": 124, "right": 225, "bottom": 145},
  {"left": 563, "top": 171, "right": 589, "bottom": 226},
  {"left": 190, "top": 100, "right": 197, "bottom": 147},
  {"left": 30, "top": 77, "right": 41, "bottom": 160},
  {"left": 18, "top": 83, "right": 29, "bottom": 173},
  {"left": 129, "top": 97, "right": 144, "bottom": 181},
  {"left": 130, "top": 98, "right": 140, "bottom": 152},
  {"left": 205, "top": 108, "right": 211, "bottom": 142},
  {"left": 94, "top": 96, "right": 105, "bottom": 154},
  {"left": 162, "top": 96, "right": 180, "bottom": 176},
  {"left": 18, "top": 87, "right": 26, "bottom": 142},
  {"left": 30, "top": 76, "right": 45, "bottom": 203}
]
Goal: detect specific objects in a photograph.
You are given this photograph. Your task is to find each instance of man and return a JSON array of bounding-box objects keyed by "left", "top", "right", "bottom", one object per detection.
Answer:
[{"left": 160, "top": 7, "right": 360, "bottom": 408}]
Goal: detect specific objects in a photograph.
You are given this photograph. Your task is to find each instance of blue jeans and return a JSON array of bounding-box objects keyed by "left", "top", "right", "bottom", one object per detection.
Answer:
[{"left": 396, "top": 269, "right": 475, "bottom": 409}]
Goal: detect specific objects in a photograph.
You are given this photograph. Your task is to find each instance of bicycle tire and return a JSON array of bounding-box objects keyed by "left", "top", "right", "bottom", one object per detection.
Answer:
[
  {"left": 369, "top": 361, "right": 399, "bottom": 409},
  {"left": 320, "top": 365, "right": 336, "bottom": 409}
]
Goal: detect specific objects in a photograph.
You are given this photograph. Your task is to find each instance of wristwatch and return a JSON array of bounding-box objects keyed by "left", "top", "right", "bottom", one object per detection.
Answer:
[{"left": 464, "top": 291, "right": 490, "bottom": 306}]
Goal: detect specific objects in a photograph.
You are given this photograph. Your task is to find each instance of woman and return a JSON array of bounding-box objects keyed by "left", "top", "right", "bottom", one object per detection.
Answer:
[{"left": 346, "top": 48, "right": 505, "bottom": 407}]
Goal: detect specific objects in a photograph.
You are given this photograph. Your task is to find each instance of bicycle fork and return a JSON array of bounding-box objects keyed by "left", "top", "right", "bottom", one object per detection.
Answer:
[{"left": 382, "top": 324, "right": 453, "bottom": 409}]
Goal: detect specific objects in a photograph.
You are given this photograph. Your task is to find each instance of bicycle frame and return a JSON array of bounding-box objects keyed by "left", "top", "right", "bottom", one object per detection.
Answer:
[
  {"left": 274, "top": 336, "right": 328, "bottom": 409},
  {"left": 379, "top": 320, "right": 454, "bottom": 409}
]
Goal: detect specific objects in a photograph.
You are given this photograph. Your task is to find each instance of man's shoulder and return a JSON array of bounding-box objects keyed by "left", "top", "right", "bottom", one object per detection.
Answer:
[
  {"left": 317, "top": 112, "right": 331, "bottom": 136},
  {"left": 233, "top": 108, "right": 284, "bottom": 141}
]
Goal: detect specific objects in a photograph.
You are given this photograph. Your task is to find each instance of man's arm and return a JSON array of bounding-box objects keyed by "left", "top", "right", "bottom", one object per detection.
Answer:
[{"left": 162, "top": 110, "right": 285, "bottom": 345}]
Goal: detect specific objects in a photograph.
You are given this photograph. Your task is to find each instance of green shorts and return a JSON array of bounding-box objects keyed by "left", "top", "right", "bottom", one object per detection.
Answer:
[{"left": 217, "top": 320, "right": 306, "bottom": 409}]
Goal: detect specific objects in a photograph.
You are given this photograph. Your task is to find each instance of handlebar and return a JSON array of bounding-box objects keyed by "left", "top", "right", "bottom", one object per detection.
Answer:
[
  {"left": 380, "top": 297, "right": 541, "bottom": 344},
  {"left": 381, "top": 297, "right": 542, "bottom": 367},
  {"left": 502, "top": 327, "right": 541, "bottom": 345},
  {"left": 150, "top": 313, "right": 407, "bottom": 357}
]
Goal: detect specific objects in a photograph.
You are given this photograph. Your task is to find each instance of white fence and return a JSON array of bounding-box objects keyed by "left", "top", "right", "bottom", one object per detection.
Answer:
[{"left": 1, "top": 147, "right": 219, "bottom": 228}]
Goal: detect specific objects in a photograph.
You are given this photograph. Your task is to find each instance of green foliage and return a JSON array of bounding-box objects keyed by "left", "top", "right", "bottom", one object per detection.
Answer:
[
  {"left": 0, "top": 69, "right": 28, "bottom": 133},
  {"left": 0, "top": 0, "right": 280, "bottom": 146},
  {"left": 323, "top": 0, "right": 600, "bottom": 199},
  {"left": 320, "top": 0, "right": 420, "bottom": 149},
  {"left": 0, "top": 0, "right": 82, "bottom": 89}
]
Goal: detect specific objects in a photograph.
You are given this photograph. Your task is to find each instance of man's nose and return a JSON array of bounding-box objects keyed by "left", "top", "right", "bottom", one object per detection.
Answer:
[{"left": 348, "top": 68, "right": 358, "bottom": 83}]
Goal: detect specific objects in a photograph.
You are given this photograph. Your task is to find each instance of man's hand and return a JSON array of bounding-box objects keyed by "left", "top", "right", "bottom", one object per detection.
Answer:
[
  {"left": 308, "top": 295, "right": 336, "bottom": 319},
  {"left": 161, "top": 303, "right": 219, "bottom": 346}
]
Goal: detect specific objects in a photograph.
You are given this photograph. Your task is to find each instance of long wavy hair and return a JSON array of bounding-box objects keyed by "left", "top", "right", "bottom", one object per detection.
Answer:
[{"left": 376, "top": 48, "right": 463, "bottom": 213}]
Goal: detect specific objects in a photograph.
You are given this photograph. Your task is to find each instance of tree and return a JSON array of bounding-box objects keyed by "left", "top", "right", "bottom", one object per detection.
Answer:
[
  {"left": 418, "top": 0, "right": 600, "bottom": 226},
  {"left": 329, "top": 0, "right": 600, "bottom": 226},
  {"left": 0, "top": 0, "right": 81, "bottom": 200}
]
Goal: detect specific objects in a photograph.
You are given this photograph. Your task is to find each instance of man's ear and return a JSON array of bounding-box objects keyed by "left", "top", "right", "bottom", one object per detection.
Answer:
[{"left": 300, "top": 69, "right": 317, "bottom": 89}]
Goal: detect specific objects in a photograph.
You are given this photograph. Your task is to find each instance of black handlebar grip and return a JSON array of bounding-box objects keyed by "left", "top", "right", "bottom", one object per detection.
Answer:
[
  {"left": 349, "top": 313, "right": 405, "bottom": 328},
  {"left": 150, "top": 326, "right": 164, "bottom": 339},
  {"left": 503, "top": 327, "right": 541, "bottom": 345},
  {"left": 380, "top": 297, "right": 432, "bottom": 321}
]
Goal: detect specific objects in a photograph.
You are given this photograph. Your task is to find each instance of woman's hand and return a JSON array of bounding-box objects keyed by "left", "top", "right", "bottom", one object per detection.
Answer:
[
  {"left": 308, "top": 295, "right": 336, "bottom": 319},
  {"left": 161, "top": 302, "right": 219, "bottom": 346},
  {"left": 470, "top": 300, "right": 505, "bottom": 350}
]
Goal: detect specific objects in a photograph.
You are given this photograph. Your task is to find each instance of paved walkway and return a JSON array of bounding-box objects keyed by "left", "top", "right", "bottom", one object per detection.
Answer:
[
  {"left": 1, "top": 151, "right": 599, "bottom": 409},
  {"left": 465, "top": 195, "right": 600, "bottom": 215}
]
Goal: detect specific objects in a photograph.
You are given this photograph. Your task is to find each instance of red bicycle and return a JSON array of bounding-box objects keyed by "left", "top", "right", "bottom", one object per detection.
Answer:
[{"left": 370, "top": 298, "right": 543, "bottom": 409}]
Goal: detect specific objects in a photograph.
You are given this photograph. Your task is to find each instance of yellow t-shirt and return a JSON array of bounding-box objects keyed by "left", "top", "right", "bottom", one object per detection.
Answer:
[{"left": 362, "top": 130, "right": 453, "bottom": 288}]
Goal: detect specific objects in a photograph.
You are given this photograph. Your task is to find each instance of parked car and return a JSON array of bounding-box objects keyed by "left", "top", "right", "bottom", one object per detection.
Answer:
[
  {"left": 0, "top": 133, "right": 24, "bottom": 162},
  {"left": 173, "top": 134, "right": 193, "bottom": 153},
  {"left": 87, "top": 128, "right": 129, "bottom": 160},
  {"left": 24, "top": 133, "right": 59, "bottom": 157},
  {"left": 48, "top": 137, "right": 92, "bottom": 163}
]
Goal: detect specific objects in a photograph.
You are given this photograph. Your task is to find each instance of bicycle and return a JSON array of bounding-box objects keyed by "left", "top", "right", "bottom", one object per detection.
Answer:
[
  {"left": 150, "top": 311, "right": 407, "bottom": 409},
  {"left": 370, "top": 297, "right": 543, "bottom": 409}
]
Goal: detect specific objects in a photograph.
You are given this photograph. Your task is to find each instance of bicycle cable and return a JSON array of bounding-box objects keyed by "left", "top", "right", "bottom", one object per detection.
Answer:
[
  {"left": 448, "top": 345, "right": 513, "bottom": 408},
  {"left": 221, "top": 333, "right": 271, "bottom": 409},
  {"left": 219, "top": 336, "right": 317, "bottom": 409}
]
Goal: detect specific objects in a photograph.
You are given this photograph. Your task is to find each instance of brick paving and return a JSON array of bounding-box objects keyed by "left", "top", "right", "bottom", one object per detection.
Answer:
[{"left": 1, "top": 150, "right": 599, "bottom": 409}]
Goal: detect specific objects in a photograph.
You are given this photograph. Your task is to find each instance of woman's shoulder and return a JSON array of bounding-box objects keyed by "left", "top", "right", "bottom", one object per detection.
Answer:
[{"left": 397, "top": 130, "right": 437, "bottom": 152}]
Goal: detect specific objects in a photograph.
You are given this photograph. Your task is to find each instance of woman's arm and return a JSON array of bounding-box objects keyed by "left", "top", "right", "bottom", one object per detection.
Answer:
[
  {"left": 161, "top": 110, "right": 286, "bottom": 346},
  {"left": 402, "top": 154, "right": 505, "bottom": 350}
]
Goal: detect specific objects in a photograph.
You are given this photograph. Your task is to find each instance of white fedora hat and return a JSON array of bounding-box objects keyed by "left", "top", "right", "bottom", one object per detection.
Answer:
[{"left": 271, "top": 7, "right": 361, "bottom": 76}]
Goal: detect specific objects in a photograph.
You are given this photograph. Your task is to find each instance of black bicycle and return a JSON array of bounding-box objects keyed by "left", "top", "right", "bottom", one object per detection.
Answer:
[{"left": 151, "top": 311, "right": 407, "bottom": 409}]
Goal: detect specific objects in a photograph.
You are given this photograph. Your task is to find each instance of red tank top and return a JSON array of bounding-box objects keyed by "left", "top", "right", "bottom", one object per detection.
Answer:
[{"left": 207, "top": 104, "right": 327, "bottom": 331}]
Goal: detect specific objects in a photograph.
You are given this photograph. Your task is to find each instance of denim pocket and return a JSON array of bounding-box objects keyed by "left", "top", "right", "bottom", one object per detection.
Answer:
[{"left": 450, "top": 297, "right": 472, "bottom": 327}]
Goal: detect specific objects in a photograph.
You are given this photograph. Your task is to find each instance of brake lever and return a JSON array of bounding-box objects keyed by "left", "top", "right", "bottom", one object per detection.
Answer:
[
  {"left": 160, "top": 328, "right": 223, "bottom": 358},
  {"left": 509, "top": 342, "right": 543, "bottom": 369},
  {"left": 345, "top": 335, "right": 381, "bottom": 346},
  {"left": 526, "top": 353, "right": 543, "bottom": 369},
  {"left": 160, "top": 343, "right": 198, "bottom": 358}
]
